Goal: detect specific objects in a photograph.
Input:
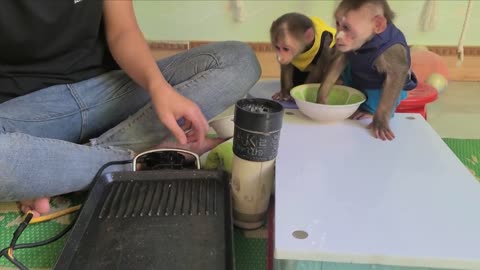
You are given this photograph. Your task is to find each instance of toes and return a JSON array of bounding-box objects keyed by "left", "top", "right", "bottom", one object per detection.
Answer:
[
  {"left": 191, "top": 137, "right": 226, "bottom": 155},
  {"left": 19, "top": 198, "right": 50, "bottom": 217},
  {"left": 34, "top": 198, "right": 51, "bottom": 214},
  {"left": 20, "top": 205, "right": 41, "bottom": 218},
  {"left": 20, "top": 204, "right": 32, "bottom": 214}
]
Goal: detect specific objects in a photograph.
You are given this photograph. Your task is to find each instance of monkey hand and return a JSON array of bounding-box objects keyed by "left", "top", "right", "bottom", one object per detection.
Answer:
[
  {"left": 349, "top": 110, "right": 373, "bottom": 120},
  {"left": 316, "top": 86, "right": 330, "bottom": 104},
  {"left": 316, "top": 92, "right": 328, "bottom": 104},
  {"left": 367, "top": 113, "right": 395, "bottom": 141},
  {"left": 272, "top": 91, "right": 293, "bottom": 101}
]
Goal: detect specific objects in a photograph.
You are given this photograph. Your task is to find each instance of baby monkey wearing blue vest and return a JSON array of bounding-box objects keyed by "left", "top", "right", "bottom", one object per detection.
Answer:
[{"left": 318, "top": 0, "right": 417, "bottom": 141}]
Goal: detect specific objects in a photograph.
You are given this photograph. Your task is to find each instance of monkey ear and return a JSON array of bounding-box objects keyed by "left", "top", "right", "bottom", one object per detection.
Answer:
[
  {"left": 373, "top": 15, "right": 388, "bottom": 34},
  {"left": 304, "top": 27, "right": 315, "bottom": 43}
]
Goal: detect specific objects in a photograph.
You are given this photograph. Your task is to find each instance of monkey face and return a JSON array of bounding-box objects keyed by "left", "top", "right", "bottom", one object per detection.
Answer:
[
  {"left": 334, "top": 7, "right": 377, "bottom": 52},
  {"left": 273, "top": 36, "right": 302, "bottom": 65}
]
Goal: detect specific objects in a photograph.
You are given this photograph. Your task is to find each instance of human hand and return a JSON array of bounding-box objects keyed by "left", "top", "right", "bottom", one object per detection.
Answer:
[
  {"left": 150, "top": 86, "right": 209, "bottom": 145},
  {"left": 367, "top": 113, "right": 395, "bottom": 141}
]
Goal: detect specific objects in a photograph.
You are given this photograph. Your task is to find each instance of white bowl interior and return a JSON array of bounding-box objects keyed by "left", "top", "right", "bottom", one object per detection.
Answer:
[{"left": 290, "top": 84, "right": 366, "bottom": 122}]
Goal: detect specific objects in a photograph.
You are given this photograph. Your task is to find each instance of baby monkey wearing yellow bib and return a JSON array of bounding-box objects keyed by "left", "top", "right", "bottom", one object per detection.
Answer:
[{"left": 270, "top": 13, "right": 336, "bottom": 101}]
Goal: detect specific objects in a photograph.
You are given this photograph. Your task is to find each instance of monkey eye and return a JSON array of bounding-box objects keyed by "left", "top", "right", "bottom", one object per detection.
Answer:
[
  {"left": 336, "top": 20, "right": 350, "bottom": 33},
  {"left": 282, "top": 47, "right": 290, "bottom": 52}
]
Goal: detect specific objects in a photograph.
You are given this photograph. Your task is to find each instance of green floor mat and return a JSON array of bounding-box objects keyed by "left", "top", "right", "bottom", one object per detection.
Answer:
[
  {"left": 0, "top": 197, "right": 77, "bottom": 270},
  {"left": 0, "top": 213, "right": 69, "bottom": 269},
  {"left": 234, "top": 230, "right": 267, "bottom": 270},
  {"left": 443, "top": 138, "right": 480, "bottom": 181},
  {"left": 1, "top": 138, "right": 478, "bottom": 269}
]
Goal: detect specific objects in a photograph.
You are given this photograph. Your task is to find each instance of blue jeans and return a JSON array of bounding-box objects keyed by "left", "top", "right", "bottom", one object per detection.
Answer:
[{"left": 0, "top": 41, "right": 261, "bottom": 201}]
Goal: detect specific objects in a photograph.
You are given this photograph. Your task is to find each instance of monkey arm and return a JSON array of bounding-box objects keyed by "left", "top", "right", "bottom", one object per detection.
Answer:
[
  {"left": 370, "top": 44, "right": 410, "bottom": 140},
  {"left": 374, "top": 44, "right": 409, "bottom": 116},
  {"left": 272, "top": 64, "right": 295, "bottom": 101},
  {"left": 316, "top": 49, "right": 347, "bottom": 104},
  {"left": 305, "top": 34, "right": 333, "bottom": 84},
  {"left": 280, "top": 64, "right": 295, "bottom": 96}
]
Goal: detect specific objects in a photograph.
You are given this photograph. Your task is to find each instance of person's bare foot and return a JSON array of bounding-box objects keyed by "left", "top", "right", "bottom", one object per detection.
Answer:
[
  {"left": 19, "top": 197, "right": 50, "bottom": 217},
  {"left": 154, "top": 137, "right": 227, "bottom": 156}
]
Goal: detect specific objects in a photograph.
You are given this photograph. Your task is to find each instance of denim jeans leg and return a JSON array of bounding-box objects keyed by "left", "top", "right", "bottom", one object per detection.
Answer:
[
  {"left": 0, "top": 132, "right": 133, "bottom": 201},
  {"left": 0, "top": 41, "right": 260, "bottom": 201},
  {"left": 93, "top": 41, "right": 261, "bottom": 153},
  {"left": 0, "top": 78, "right": 142, "bottom": 201}
]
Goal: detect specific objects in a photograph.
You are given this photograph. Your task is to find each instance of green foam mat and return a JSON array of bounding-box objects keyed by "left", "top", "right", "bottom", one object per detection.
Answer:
[
  {"left": 234, "top": 229, "right": 267, "bottom": 270},
  {"left": 1, "top": 138, "right": 478, "bottom": 269},
  {"left": 443, "top": 138, "right": 480, "bottom": 181},
  {"left": 0, "top": 197, "right": 77, "bottom": 270}
]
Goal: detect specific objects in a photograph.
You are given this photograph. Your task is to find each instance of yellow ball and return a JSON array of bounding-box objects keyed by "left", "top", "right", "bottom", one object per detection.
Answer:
[{"left": 426, "top": 73, "right": 448, "bottom": 93}]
